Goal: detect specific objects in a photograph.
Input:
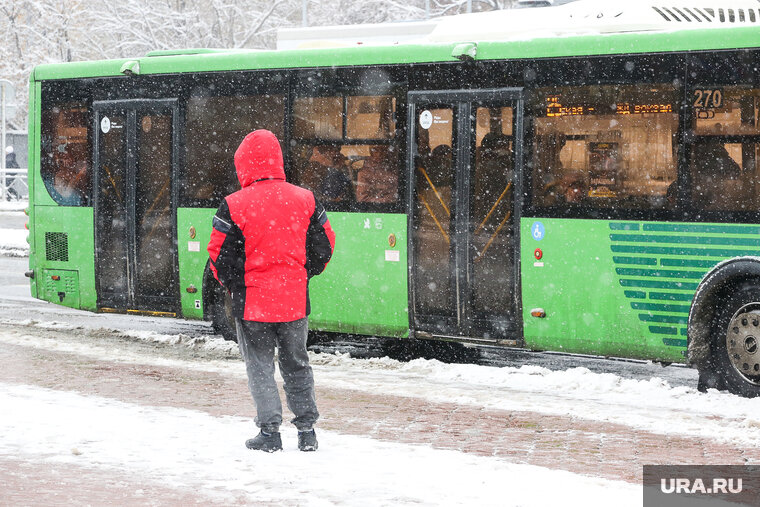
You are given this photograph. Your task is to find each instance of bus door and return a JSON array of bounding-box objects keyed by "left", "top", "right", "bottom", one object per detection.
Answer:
[
  {"left": 93, "top": 100, "right": 179, "bottom": 314},
  {"left": 408, "top": 90, "right": 523, "bottom": 340}
]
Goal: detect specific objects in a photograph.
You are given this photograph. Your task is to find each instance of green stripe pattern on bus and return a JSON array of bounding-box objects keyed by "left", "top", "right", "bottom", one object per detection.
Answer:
[
  {"left": 521, "top": 218, "right": 759, "bottom": 363},
  {"left": 610, "top": 222, "right": 760, "bottom": 347}
]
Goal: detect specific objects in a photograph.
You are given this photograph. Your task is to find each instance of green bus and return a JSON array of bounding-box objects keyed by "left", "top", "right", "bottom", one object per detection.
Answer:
[{"left": 25, "top": 5, "right": 760, "bottom": 397}]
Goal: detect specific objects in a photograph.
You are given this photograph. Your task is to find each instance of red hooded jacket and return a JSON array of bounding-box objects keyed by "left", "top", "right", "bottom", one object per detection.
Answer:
[{"left": 207, "top": 130, "right": 336, "bottom": 322}]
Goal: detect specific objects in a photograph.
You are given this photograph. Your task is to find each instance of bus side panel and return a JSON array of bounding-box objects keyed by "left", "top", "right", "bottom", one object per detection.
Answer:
[
  {"left": 32, "top": 206, "right": 96, "bottom": 311},
  {"left": 520, "top": 217, "right": 686, "bottom": 363},
  {"left": 309, "top": 212, "right": 409, "bottom": 337},
  {"left": 177, "top": 207, "right": 214, "bottom": 319},
  {"left": 184, "top": 209, "right": 410, "bottom": 336},
  {"left": 27, "top": 80, "right": 40, "bottom": 300}
]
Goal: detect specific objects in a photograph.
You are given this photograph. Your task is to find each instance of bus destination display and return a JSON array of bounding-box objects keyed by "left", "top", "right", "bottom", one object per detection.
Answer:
[{"left": 546, "top": 95, "right": 673, "bottom": 117}]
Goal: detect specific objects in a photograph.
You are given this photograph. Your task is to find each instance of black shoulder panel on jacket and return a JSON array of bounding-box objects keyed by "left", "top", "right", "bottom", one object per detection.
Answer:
[
  {"left": 305, "top": 198, "right": 333, "bottom": 278},
  {"left": 210, "top": 200, "right": 246, "bottom": 294}
]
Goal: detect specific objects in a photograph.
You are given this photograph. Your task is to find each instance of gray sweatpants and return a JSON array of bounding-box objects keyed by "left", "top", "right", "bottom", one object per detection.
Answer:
[{"left": 235, "top": 317, "right": 319, "bottom": 433}]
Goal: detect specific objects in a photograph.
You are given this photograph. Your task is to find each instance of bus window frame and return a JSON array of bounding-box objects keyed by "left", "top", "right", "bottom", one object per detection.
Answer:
[
  {"left": 290, "top": 66, "right": 408, "bottom": 214},
  {"left": 39, "top": 50, "right": 760, "bottom": 224},
  {"left": 40, "top": 80, "right": 94, "bottom": 207},
  {"left": 682, "top": 50, "right": 760, "bottom": 223},
  {"left": 521, "top": 52, "right": 688, "bottom": 223},
  {"left": 178, "top": 70, "right": 289, "bottom": 209}
]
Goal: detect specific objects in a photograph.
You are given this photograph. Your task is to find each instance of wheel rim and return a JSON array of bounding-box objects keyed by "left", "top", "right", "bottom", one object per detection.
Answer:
[{"left": 726, "top": 304, "right": 760, "bottom": 386}]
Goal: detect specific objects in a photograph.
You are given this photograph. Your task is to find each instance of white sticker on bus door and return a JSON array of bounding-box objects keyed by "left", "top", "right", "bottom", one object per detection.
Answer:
[
  {"left": 100, "top": 116, "right": 111, "bottom": 134},
  {"left": 419, "top": 110, "right": 433, "bottom": 130},
  {"left": 188, "top": 241, "right": 200, "bottom": 252}
]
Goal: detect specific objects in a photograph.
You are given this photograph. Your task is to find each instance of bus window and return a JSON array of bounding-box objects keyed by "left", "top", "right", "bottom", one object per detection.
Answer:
[
  {"left": 293, "top": 97, "right": 343, "bottom": 139},
  {"left": 292, "top": 94, "right": 398, "bottom": 208},
  {"left": 355, "top": 144, "right": 398, "bottom": 203},
  {"left": 297, "top": 143, "right": 354, "bottom": 204},
  {"left": 694, "top": 87, "right": 760, "bottom": 136},
  {"left": 41, "top": 102, "right": 91, "bottom": 206},
  {"left": 136, "top": 113, "right": 173, "bottom": 299},
  {"left": 690, "top": 87, "right": 760, "bottom": 212},
  {"left": 531, "top": 85, "right": 678, "bottom": 210},
  {"left": 346, "top": 96, "right": 396, "bottom": 140},
  {"left": 184, "top": 94, "right": 285, "bottom": 207},
  {"left": 473, "top": 106, "right": 513, "bottom": 224}
]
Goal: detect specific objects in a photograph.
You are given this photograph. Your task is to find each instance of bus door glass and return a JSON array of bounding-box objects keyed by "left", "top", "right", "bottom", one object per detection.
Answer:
[
  {"left": 135, "top": 112, "right": 175, "bottom": 309},
  {"left": 412, "top": 104, "right": 456, "bottom": 331},
  {"left": 470, "top": 104, "right": 517, "bottom": 324},
  {"left": 93, "top": 101, "right": 178, "bottom": 313},
  {"left": 409, "top": 91, "right": 522, "bottom": 339},
  {"left": 94, "top": 109, "right": 128, "bottom": 305}
]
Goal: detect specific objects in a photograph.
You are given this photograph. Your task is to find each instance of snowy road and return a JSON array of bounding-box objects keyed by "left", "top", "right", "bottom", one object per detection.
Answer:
[{"left": 2, "top": 209, "right": 760, "bottom": 505}]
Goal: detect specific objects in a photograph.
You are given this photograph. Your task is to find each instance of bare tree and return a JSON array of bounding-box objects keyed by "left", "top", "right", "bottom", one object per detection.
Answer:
[
  {"left": 302, "top": 0, "right": 512, "bottom": 25},
  {"left": 82, "top": 0, "right": 204, "bottom": 58},
  {"left": 202, "top": 0, "right": 292, "bottom": 48},
  {"left": 0, "top": 0, "right": 90, "bottom": 128},
  {"left": 431, "top": 0, "right": 516, "bottom": 15},
  {"left": 303, "top": 0, "right": 426, "bottom": 26}
]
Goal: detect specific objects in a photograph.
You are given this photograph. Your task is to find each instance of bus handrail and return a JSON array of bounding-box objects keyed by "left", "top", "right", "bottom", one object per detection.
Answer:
[
  {"left": 102, "top": 165, "right": 123, "bottom": 202},
  {"left": 475, "top": 210, "right": 512, "bottom": 262},
  {"left": 419, "top": 193, "right": 450, "bottom": 244},
  {"left": 474, "top": 181, "right": 512, "bottom": 235},
  {"left": 418, "top": 167, "right": 450, "bottom": 217}
]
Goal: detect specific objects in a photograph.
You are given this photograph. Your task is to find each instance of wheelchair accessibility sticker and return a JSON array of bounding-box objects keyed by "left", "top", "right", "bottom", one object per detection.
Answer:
[{"left": 531, "top": 222, "right": 545, "bottom": 241}]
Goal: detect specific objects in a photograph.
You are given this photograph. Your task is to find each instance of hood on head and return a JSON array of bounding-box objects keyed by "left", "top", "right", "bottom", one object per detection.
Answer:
[{"left": 234, "top": 130, "right": 285, "bottom": 187}]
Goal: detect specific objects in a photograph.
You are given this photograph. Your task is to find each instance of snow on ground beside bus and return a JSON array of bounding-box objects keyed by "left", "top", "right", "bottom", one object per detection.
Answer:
[
  {"left": 3, "top": 319, "right": 760, "bottom": 449},
  {"left": 0, "top": 382, "right": 639, "bottom": 506},
  {"left": 0, "top": 230, "right": 28, "bottom": 257},
  {"left": 0, "top": 200, "right": 28, "bottom": 212},
  {"left": 0, "top": 206, "right": 29, "bottom": 257},
  {"left": 0, "top": 227, "right": 28, "bottom": 256}
]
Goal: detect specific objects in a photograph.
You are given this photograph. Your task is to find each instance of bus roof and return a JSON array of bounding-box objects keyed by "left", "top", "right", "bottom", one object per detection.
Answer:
[
  {"left": 32, "top": 24, "right": 760, "bottom": 82},
  {"left": 277, "top": 0, "right": 760, "bottom": 49}
]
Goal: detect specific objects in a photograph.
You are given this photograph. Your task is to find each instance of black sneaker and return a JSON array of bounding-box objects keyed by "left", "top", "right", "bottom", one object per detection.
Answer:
[
  {"left": 245, "top": 431, "right": 282, "bottom": 452},
  {"left": 298, "top": 429, "right": 318, "bottom": 452}
]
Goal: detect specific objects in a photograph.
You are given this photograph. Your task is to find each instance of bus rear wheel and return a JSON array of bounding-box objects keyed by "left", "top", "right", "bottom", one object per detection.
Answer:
[
  {"left": 705, "top": 284, "right": 760, "bottom": 397},
  {"left": 211, "top": 283, "right": 237, "bottom": 342}
]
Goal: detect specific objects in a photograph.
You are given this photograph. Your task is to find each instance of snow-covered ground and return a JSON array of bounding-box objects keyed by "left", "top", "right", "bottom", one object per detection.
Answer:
[
  {"left": 0, "top": 381, "right": 639, "bottom": 506},
  {"left": 0, "top": 318, "right": 645, "bottom": 505},
  {"left": 0, "top": 202, "right": 28, "bottom": 257},
  {"left": 0, "top": 200, "right": 27, "bottom": 212},
  {"left": 4, "top": 319, "right": 760, "bottom": 449},
  {"left": 0, "top": 315, "right": 758, "bottom": 504}
]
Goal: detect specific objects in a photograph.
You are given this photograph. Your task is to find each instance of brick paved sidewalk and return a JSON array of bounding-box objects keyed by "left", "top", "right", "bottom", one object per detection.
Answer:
[
  {"left": 0, "top": 458, "right": 243, "bottom": 507},
  {"left": 2, "top": 339, "right": 759, "bottom": 491}
]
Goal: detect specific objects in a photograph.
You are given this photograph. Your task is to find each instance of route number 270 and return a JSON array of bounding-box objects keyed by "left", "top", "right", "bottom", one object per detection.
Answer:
[{"left": 693, "top": 89, "right": 723, "bottom": 109}]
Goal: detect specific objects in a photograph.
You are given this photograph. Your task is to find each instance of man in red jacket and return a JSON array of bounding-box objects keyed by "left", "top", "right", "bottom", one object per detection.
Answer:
[{"left": 207, "top": 130, "right": 335, "bottom": 452}]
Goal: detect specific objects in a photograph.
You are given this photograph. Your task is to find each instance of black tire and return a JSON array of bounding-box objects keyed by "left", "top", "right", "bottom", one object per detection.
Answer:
[
  {"left": 210, "top": 282, "right": 238, "bottom": 342},
  {"left": 706, "top": 282, "right": 760, "bottom": 397},
  {"left": 697, "top": 367, "right": 725, "bottom": 393}
]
